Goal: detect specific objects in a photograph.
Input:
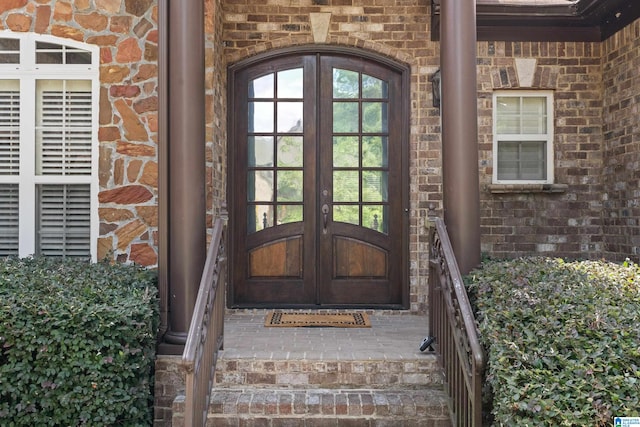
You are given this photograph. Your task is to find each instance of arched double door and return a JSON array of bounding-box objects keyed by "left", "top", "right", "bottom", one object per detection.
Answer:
[{"left": 228, "top": 48, "right": 409, "bottom": 308}]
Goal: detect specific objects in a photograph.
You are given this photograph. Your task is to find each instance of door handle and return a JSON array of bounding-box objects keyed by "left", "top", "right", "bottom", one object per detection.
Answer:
[{"left": 321, "top": 204, "right": 329, "bottom": 232}]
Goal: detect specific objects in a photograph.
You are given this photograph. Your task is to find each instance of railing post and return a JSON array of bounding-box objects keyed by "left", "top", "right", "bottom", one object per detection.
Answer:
[
  {"left": 181, "top": 217, "right": 227, "bottom": 427},
  {"left": 427, "top": 216, "right": 485, "bottom": 426}
]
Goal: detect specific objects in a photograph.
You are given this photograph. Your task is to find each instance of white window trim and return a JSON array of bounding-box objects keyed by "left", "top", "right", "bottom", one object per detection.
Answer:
[
  {"left": 492, "top": 90, "right": 554, "bottom": 185},
  {"left": 0, "top": 31, "right": 99, "bottom": 260}
]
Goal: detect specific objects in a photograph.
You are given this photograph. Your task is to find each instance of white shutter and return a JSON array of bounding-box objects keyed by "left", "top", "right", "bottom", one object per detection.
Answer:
[
  {"left": 0, "top": 184, "right": 19, "bottom": 256},
  {"left": 0, "top": 80, "right": 20, "bottom": 175},
  {"left": 37, "top": 184, "right": 90, "bottom": 257},
  {"left": 36, "top": 80, "right": 93, "bottom": 176}
]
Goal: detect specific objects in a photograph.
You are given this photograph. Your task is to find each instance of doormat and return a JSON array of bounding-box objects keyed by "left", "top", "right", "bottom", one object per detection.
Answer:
[{"left": 264, "top": 312, "right": 371, "bottom": 328}]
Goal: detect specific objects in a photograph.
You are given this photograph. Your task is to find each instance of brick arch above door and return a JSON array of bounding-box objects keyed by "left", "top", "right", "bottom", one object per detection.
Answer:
[{"left": 226, "top": 40, "right": 417, "bottom": 71}]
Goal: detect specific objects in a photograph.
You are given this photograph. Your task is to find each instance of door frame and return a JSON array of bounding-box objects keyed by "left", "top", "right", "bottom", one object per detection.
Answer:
[{"left": 227, "top": 45, "right": 411, "bottom": 309}]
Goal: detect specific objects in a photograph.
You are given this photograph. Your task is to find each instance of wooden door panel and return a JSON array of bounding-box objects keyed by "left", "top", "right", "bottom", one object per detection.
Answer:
[
  {"left": 333, "top": 237, "right": 387, "bottom": 278},
  {"left": 249, "top": 236, "right": 303, "bottom": 278}
]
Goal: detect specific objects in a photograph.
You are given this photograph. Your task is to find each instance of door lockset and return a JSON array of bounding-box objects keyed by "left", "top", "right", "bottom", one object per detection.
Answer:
[{"left": 321, "top": 204, "right": 329, "bottom": 233}]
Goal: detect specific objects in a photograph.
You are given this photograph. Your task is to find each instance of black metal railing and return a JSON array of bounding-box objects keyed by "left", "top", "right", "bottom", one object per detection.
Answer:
[
  {"left": 427, "top": 217, "right": 484, "bottom": 426},
  {"left": 180, "top": 216, "right": 227, "bottom": 427}
]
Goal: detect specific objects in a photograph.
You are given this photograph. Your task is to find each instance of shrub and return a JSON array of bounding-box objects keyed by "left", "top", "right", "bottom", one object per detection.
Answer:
[
  {"left": 0, "top": 257, "right": 158, "bottom": 426},
  {"left": 466, "top": 257, "right": 640, "bottom": 426}
]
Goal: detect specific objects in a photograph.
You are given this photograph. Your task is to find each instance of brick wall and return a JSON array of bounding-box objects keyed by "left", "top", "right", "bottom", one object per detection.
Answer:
[
  {"left": 477, "top": 41, "right": 606, "bottom": 260},
  {"left": 602, "top": 19, "right": 640, "bottom": 263},
  {"left": 0, "top": 0, "right": 160, "bottom": 266},
  {"left": 220, "top": 0, "right": 626, "bottom": 309},
  {"left": 222, "top": 0, "right": 438, "bottom": 312},
  {"left": 205, "top": 0, "right": 227, "bottom": 228},
  {"left": 153, "top": 355, "right": 185, "bottom": 426}
]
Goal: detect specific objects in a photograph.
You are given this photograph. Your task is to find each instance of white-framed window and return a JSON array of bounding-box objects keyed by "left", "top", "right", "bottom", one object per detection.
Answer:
[
  {"left": 492, "top": 90, "right": 554, "bottom": 184},
  {"left": 0, "top": 31, "right": 99, "bottom": 259}
]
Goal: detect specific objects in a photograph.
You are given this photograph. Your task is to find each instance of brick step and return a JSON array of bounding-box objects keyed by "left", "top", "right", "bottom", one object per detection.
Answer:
[
  {"left": 214, "top": 356, "right": 444, "bottom": 389},
  {"left": 174, "top": 387, "right": 452, "bottom": 426}
]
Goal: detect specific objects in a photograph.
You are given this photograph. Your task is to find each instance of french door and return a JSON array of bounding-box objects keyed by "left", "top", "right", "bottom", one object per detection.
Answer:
[{"left": 228, "top": 49, "right": 408, "bottom": 308}]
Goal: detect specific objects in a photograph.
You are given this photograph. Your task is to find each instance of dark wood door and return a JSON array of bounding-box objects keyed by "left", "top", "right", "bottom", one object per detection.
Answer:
[{"left": 229, "top": 50, "right": 408, "bottom": 308}]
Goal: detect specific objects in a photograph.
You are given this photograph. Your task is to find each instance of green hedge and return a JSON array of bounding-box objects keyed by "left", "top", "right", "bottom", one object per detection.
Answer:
[
  {"left": 0, "top": 257, "right": 158, "bottom": 426},
  {"left": 466, "top": 257, "right": 640, "bottom": 426}
]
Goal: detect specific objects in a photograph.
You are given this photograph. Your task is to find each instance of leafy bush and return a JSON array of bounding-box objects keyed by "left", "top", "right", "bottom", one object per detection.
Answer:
[
  {"left": 466, "top": 257, "right": 640, "bottom": 426},
  {"left": 0, "top": 257, "right": 158, "bottom": 426}
]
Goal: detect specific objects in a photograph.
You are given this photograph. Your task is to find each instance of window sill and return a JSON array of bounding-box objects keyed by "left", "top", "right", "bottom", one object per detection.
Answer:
[{"left": 487, "top": 183, "right": 568, "bottom": 194}]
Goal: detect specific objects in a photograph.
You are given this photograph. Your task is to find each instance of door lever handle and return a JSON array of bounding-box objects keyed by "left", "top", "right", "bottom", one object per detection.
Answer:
[{"left": 321, "top": 204, "right": 329, "bottom": 231}]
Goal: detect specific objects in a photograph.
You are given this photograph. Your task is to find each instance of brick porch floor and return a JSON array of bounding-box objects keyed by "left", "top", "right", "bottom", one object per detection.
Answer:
[{"left": 220, "top": 310, "right": 433, "bottom": 362}]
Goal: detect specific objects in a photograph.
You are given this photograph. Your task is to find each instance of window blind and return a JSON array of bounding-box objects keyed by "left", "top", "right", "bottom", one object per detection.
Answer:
[
  {"left": 37, "top": 184, "right": 91, "bottom": 257},
  {"left": 0, "top": 81, "right": 20, "bottom": 176},
  {"left": 0, "top": 184, "right": 19, "bottom": 256}
]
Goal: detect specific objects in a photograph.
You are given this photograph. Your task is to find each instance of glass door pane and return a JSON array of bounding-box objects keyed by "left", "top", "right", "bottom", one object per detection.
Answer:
[
  {"left": 247, "top": 68, "right": 305, "bottom": 234},
  {"left": 331, "top": 68, "right": 390, "bottom": 235}
]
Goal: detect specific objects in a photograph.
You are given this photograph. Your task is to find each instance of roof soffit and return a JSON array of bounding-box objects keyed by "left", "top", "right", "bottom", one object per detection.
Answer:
[{"left": 431, "top": 0, "right": 640, "bottom": 41}]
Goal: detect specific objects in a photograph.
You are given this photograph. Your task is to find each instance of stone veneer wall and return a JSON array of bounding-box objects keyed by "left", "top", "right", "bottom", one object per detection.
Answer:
[
  {"left": 0, "top": 0, "right": 160, "bottom": 267},
  {"left": 602, "top": 18, "right": 640, "bottom": 263}
]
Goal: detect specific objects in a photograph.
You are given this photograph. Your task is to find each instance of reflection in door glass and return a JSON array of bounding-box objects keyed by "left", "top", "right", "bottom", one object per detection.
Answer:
[
  {"left": 248, "top": 102, "right": 274, "bottom": 132},
  {"left": 333, "top": 136, "right": 359, "bottom": 168},
  {"left": 333, "top": 102, "right": 359, "bottom": 133},
  {"left": 333, "top": 205, "right": 359, "bottom": 226},
  {"left": 331, "top": 68, "right": 390, "bottom": 235},
  {"left": 277, "top": 102, "right": 303, "bottom": 133},
  {"left": 249, "top": 73, "right": 274, "bottom": 98},
  {"left": 333, "top": 171, "right": 359, "bottom": 202},
  {"left": 363, "top": 205, "right": 388, "bottom": 233},
  {"left": 277, "top": 170, "right": 303, "bottom": 202},
  {"left": 362, "top": 75, "right": 388, "bottom": 98},
  {"left": 362, "top": 136, "right": 387, "bottom": 168},
  {"left": 248, "top": 136, "right": 274, "bottom": 167},
  {"left": 277, "top": 205, "right": 303, "bottom": 225},
  {"left": 247, "top": 71, "right": 305, "bottom": 235},
  {"left": 333, "top": 69, "right": 359, "bottom": 98},
  {"left": 362, "top": 102, "right": 387, "bottom": 133},
  {"left": 362, "top": 171, "right": 388, "bottom": 202},
  {"left": 248, "top": 205, "right": 273, "bottom": 233},
  {"left": 277, "top": 136, "right": 303, "bottom": 167},
  {"left": 277, "top": 68, "right": 303, "bottom": 98},
  {"left": 247, "top": 170, "right": 274, "bottom": 202}
]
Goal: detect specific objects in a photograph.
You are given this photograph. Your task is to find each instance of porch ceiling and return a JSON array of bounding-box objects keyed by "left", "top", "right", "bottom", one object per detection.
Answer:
[{"left": 431, "top": 0, "right": 640, "bottom": 41}]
